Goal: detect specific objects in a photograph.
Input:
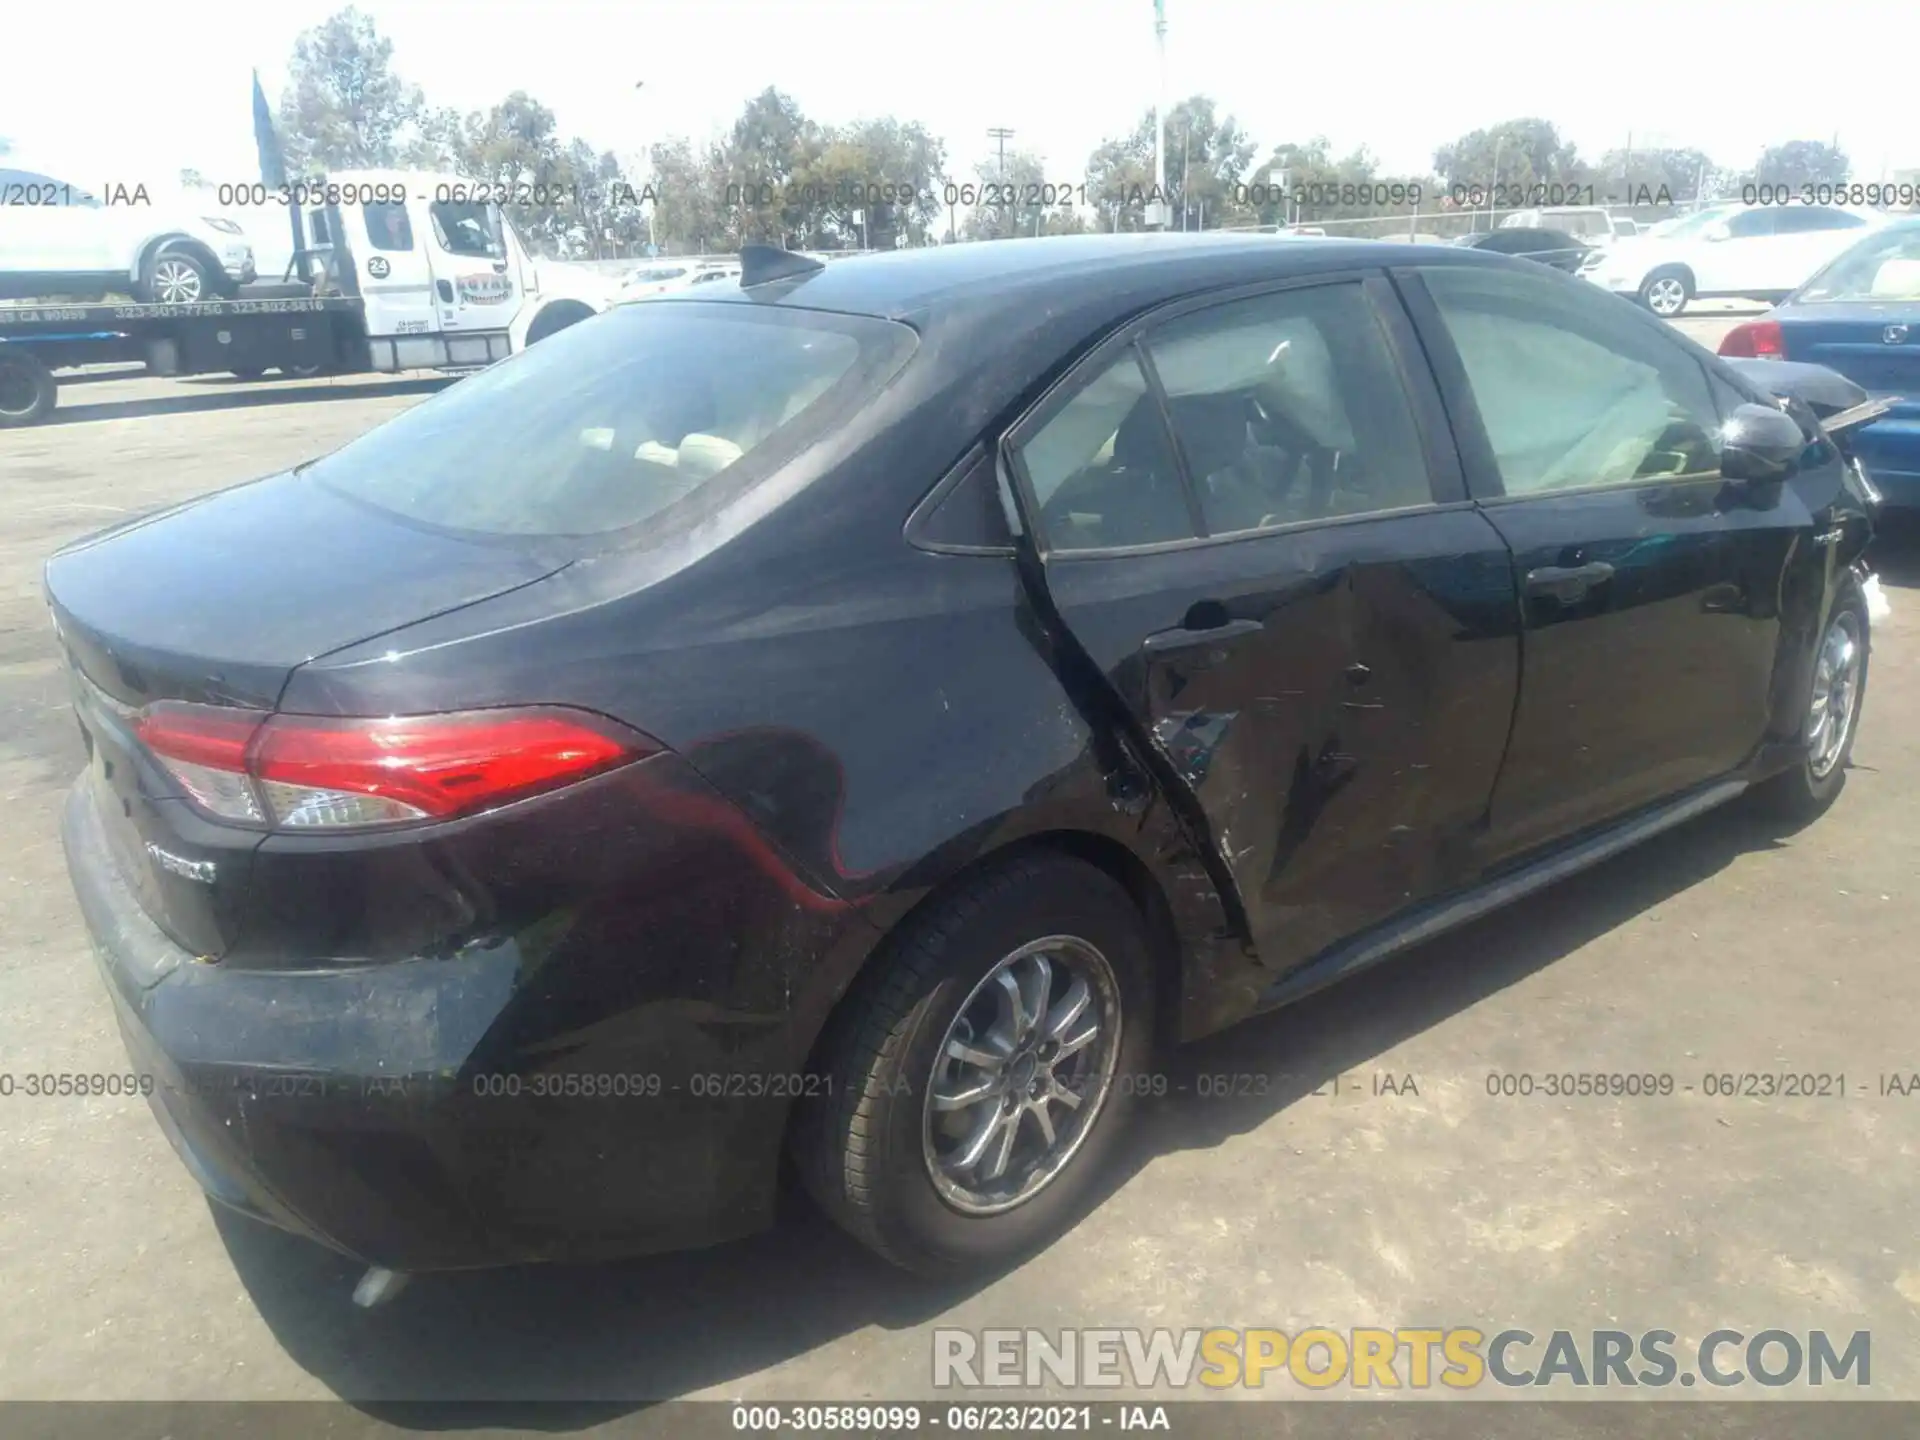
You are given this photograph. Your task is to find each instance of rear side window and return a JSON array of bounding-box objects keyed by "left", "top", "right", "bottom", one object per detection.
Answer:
[
  {"left": 306, "top": 303, "right": 916, "bottom": 538},
  {"left": 1017, "top": 351, "right": 1196, "bottom": 552},
  {"left": 1143, "top": 283, "right": 1433, "bottom": 532},
  {"left": 363, "top": 201, "right": 414, "bottom": 251}
]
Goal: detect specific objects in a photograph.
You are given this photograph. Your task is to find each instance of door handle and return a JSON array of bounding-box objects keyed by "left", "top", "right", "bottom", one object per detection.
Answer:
[
  {"left": 1525, "top": 561, "right": 1615, "bottom": 603},
  {"left": 1141, "top": 617, "right": 1264, "bottom": 657}
]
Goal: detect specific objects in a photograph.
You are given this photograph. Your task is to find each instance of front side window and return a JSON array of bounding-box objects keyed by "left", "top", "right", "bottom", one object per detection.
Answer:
[
  {"left": 1142, "top": 282, "right": 1435, "bottom": 533},
  {"left": 363, "top": 201, "right": 414, "bottom": 251},
  {"left": 306, "top": 303, "right": 914, "bottom": 539},
  {"left": 1726, "top": 208, "right": 1776, "bottom": 239},
  {"left": 429, "top": 200, "right": 502, "bottom": 258},
  {"left": 1016, "top": 351, "right": 1195, "bottom": 552},
  {"left": 1422, "top": 264, "right": 1723, "bottom": 496}
]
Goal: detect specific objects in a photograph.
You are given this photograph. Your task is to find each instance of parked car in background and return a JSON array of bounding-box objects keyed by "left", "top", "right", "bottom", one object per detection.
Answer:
[
  {"left": 1578, "top": 203, "right": 1890, "bottom": 317},
  {"left": 616, "top": 259, "right": 741, "bottom": 302},
  {"left": 1720, "top": 215, "right": 1920, "bottom": 507},
  {"left": 1499, "top": 207, "right": 1638, "bottom": 245},
  {"left": 0, "top": 163, "right": 255, "bottom": 302},
  {"left": 53, "top": 235, "right": 1880, "bottom": 1293},
  {"left": 1454, "top": 227, "right": 1593, "bottom": 272}
]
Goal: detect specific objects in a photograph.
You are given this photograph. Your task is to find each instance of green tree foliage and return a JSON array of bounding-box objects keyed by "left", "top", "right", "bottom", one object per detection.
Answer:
[
  {"left": 1750, "top": 140, "right": 1851, "bottom": 189},
  {"left": 276, "top": 7, "right": 424, "bottom": 173},
  {"left": 963, "top": 150, "right": 1088, "bottom": 240},
  {"left": 269, "top": 8, "right": 1837, "bottom": 259},
  {"left": 1433, "top": 118, "right": 1593, "bottom": 193},
  {"left": 1242, "top": 137, "right": 1434, "bottom": 228},
  {"left": 1595, "top": 146, "right": 1714, "bottom": 204}
]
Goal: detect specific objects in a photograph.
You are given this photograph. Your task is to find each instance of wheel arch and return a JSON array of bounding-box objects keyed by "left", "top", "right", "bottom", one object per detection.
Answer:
[
  {"left": 131, "top": 231, "right": 222, "bottom": 282},
  {"left": 523, "top": 298, "right": 597, "bottom": 347},
  {"left": 1643, "top": 261, "right": 1696, "bottom": 290},
  {"left": 788, "top": 826, "right": 1192, "bottom": 1124}
]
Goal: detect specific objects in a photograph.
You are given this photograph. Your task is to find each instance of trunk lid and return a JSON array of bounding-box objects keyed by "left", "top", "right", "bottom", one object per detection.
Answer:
[
  {"left": 1779, "top": 304, "right": 1920, "bottom": 480},
  {"left": 47, "top": 469, "right": 567, "bottom": 959},
  {"left": 1778, "top": 303, "right": 1920, "bottom": 396}
]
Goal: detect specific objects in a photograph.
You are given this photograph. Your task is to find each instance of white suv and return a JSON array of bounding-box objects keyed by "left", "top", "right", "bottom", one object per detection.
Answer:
[
  {"left": 0, "top": 164, "right": 256, "bottom": 304},
  {"left": 1577, "top": 202, "right": 1888, "bottom": 317}
]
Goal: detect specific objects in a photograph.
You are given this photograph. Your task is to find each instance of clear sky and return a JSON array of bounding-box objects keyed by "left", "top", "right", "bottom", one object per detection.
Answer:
[{"left": 4, "top": 0, "right": 1915, "bottom": 189}]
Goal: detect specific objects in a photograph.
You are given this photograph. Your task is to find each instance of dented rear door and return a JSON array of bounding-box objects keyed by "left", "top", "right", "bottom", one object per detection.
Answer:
[{"left": 1003, "top": 271, "right": 1520, "bottom": 978}]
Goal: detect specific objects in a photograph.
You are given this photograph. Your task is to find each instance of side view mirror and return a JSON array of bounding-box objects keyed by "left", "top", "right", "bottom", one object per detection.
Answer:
[
  {"left": 1702, "top": 223, "right": 1732, "bottom": 243},
  {"left": 1720, "top": 403, "right": 1806, "bottom": 483}
]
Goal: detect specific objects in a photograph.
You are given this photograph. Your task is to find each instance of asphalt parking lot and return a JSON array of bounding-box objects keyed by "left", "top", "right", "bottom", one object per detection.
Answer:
[{"left": 2, "top": 308, "right": 1917, "bottom": 1409}]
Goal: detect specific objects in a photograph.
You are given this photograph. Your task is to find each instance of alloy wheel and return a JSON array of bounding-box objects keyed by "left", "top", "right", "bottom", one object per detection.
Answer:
[
  {"left": 1645, "top": 277, "right": 1686, "bottom": 316},
  {"left": 922, "top": 935, "right": 1122, "bottom": 1216},
  {"left": 151, "top": 256, "right": 205, "bottom": 303},
  {"left": 1807, "top": 610, "right": 1863, "bottom": 780}
]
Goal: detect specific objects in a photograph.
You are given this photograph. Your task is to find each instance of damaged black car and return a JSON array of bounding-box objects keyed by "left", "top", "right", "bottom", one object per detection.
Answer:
[{"left": 51, "top": 234, "right": 1881, "bottom": 1291}]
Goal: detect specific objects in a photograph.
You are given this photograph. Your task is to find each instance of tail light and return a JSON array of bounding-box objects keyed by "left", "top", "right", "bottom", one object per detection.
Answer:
[
  {"left": 135, "top": 704, "right": 657, "bottom": 830},
  {"left": 1719, "top": 320, "right": 1785, "bottom": 359}
]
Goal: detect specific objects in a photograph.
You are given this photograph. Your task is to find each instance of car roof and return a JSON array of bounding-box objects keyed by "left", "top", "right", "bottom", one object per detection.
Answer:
[{"left": 657, "top": 231, "right": 1494, "bottom": 327}]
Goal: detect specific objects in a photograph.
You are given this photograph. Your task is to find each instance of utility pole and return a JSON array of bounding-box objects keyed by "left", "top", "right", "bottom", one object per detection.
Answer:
[
  {"left": 987, "top": 128, "right": 1015, "bottom": 239},
  {"left": 987, "top": 127, "right": 1015, "bottom": 178},
  {"left": 1151, "top": 0, "right": 1169, "bottom": 229}
]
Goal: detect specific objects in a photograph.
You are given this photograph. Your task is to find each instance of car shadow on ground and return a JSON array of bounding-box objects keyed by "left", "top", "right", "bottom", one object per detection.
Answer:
[
  {"left": 41, "top": 375, "right": 454, "bottom": 427},
  {"left": 215, "top": 787, "right": 1816, "bottom": 1422}
]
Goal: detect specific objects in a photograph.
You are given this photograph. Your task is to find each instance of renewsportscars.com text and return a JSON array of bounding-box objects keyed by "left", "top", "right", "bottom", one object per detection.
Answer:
[{"left": 932, "top": 1327, "right": 1870, "bottom": 1390}]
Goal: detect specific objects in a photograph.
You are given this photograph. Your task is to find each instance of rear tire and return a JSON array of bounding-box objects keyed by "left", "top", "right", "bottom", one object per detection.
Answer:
[
  {"left": 1753, "top": 582, "right": 1869, "bottom": 822},
  {"left": 795, "top": 852, "right": 1155, "bottom": 1275},
  {"left": 1638, "top": 268, "right": 1692, "bottom": 318},
  {"left": 0, "top": 349, "right": 56, "bottom": 428}
]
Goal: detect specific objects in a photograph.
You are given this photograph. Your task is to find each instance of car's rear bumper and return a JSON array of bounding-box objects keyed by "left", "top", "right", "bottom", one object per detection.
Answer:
[
  {"left": 61, "top": 754, "right": 868, "bottom": 1272},
  {"left": 1855, "top": 427, "right": 1920, "bottom": 509}
]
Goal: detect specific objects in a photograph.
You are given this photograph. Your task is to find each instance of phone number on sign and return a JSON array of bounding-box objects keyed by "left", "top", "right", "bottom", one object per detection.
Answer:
[{"left": 1743, "top": 182, "right": 1919, "bottom": 208}]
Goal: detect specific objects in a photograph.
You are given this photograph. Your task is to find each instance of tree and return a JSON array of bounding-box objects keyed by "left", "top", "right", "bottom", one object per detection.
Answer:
[
  {"left": 1433, "top": 118, "right": 1592, "bottom": 196},
  {"left": 1750, "top": 140, "right": 1850, "bottom": 189},
  {"left": 722, "top": 88, "right": 824, "bottom": 246},
  {"left": 453, "top": 92, "right": 601, "bottom": 254},
  {"left": 793, "top": 117, "right": 947, "bottom": 249},
  {"left": 963, "top": 150, "right": 1054, "bottom": 240},
  {"left": 1085, "top": 112, "right": 1167, "bottom": 232},
  {"left": 1243, "top": 137, "right": 1433, "bottom": 228},
  {"left": 277, "top": 7, "right": 424, "bottom": 173},
  {"left": 649, "top": 135, "right": 730, "bottom": 253},
  {"left": 1163, "top": 96, "right": 1258, "bottom": 229},
  {"left": 1596, "top": 146, "right": 1713, "bottom": 206}
]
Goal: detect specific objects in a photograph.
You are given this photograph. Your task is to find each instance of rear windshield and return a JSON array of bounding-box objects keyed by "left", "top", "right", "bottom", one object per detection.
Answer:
[
  {"left": 1796, "top": 223, "right": 1920, "bottom": 302},
  {"left": 307, "top": 302, "right": 915, "bottom": 538}
]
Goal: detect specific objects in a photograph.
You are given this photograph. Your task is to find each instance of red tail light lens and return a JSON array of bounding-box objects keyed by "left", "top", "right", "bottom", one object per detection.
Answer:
[
  {"left": 1719, "top": 320, "right": 1784, "bottom": 359},
  {"left": 135, "top": 703, "right": 655, "bottom": 830}
]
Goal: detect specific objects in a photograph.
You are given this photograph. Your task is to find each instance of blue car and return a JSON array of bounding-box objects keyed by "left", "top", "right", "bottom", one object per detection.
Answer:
[{"left": 1721, "top": 216, "right": 1920, "bottom": 507}]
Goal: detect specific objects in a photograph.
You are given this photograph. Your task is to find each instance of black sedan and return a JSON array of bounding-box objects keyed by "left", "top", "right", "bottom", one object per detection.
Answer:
[
  {"left": 1453, "top": 226, "right": 1594, "bottom": 272},
  {"left": 51, "top": 234, "right": 1878, "bottom": 1287}
]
